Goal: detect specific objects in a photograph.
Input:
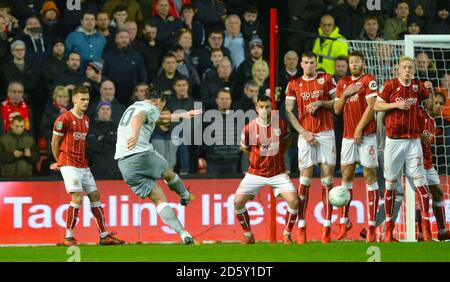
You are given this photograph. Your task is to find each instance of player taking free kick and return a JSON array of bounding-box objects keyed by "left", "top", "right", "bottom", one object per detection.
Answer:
[
  {"left": 234, "top": 96, "right": 299, "bottom": 244},
  {"left": 51, "top": 86, "right": 125, "bottom": 246},
  {"left": 115, "top": 90, "right": 201, "bottom": 245}
]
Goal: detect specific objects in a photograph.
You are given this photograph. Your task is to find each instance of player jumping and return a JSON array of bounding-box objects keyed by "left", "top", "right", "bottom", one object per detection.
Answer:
[
  {"left": 51, "top": 86, "right": 125, "bottom": 246},
  {"left": 114, "top": 90, "right": 201, "bottom": 245},
  {"left": 234, "top": 96, "right": 299, "bottom": 244},
  {"left": 374, "top": 56, "right": 434, "bottom": 242},
  {"left": 285, "top": 52, "right": 337, "bottom": 244},
  {"left": 334, "top": 51, "right": 379, "bottom": 242}
]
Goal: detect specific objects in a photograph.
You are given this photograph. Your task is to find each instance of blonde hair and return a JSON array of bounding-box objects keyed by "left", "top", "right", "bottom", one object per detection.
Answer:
[
  {"left": 252, "top": 60, "right": 269, "bottom": 83},
  {"left": 53, "top": 86, "right": 69, "bottom": 100},
  {"left": 398, "top": 56, "right": 415, "bottom": 65}
]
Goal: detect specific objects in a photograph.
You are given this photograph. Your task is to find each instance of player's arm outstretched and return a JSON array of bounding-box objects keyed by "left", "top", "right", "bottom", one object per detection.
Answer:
[
  {"left": 285, "top": 99, "right": 318, "bottom": 146},
  {"left": 159, "top": 109, "right": 203, "bottom": 123}
]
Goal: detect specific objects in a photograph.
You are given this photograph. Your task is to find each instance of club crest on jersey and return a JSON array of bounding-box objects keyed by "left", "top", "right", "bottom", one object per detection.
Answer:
[
  {"left": 270, "top": 128, "right": 280, "bottom": 138},
  {"left": 56, "top": 121, "right": 63, "bottom": 130},
  {"left": 317, "top": 78, "right": 325, "bottom": 84},
  {"left": 369, "top": 80, "right": 377, "bottom": 90},
  {"left": 85, "top": 120, "right": 89, "bottom": 128},
  {"left": 413, "top": 85, "right": 419, "bottom": 92}
]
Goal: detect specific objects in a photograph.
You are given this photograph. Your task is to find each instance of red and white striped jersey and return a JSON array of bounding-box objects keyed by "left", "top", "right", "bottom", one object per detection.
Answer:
[
  {"left": 378, "top": 78, "right": 430, "bottom": 139},
  {"left": 241, "top": 118, "right": 289, "bottom": 178},
  {"left": 285, "top": 73, "right": 336, "bottom": 133},
  {"left": 53, "top": 110, "right": 89, "bottom": 168},
  {"left": 418, "top": 108, "right": 436, "bottom": 170},
  {"left": 336, "top": 74, "right": 378, "bottom": 139}
]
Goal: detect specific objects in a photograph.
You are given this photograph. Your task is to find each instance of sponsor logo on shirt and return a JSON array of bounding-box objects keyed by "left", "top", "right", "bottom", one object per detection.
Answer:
[{"left": 73, "top": 132, "right": 87, "bottom": 141}]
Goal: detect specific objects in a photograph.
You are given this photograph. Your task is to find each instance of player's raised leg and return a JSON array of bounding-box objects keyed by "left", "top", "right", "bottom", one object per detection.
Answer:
[
  {"left": 162, "top": 168, "right": 194, "bottom": 205},
  {"left": 64, "top": 192, "right": 82, "bottom": 247}
]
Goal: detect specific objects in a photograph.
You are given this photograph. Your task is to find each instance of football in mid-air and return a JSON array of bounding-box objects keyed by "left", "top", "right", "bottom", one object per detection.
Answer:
[{"left": 328, "top": 186, "right": 351, "bottom": 207}]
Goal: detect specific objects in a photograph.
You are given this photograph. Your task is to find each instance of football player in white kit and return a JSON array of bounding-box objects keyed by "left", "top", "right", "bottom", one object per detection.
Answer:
[{"left": 115, "top": 90, "right": 201, "bottom": 244}]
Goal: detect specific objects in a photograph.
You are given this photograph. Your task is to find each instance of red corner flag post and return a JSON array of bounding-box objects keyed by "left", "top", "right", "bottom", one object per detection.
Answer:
[{"left": 269, "top": 8, "right": 278, "bottom": 243}]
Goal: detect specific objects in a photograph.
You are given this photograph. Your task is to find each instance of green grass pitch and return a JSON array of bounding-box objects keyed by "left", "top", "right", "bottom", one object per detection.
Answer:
[{"left": 0, "top": 241, "right": 449, "bottom": 262}]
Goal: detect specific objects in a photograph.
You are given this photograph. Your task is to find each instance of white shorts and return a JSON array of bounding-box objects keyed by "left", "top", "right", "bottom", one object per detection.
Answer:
[
  {"left": 297, "top": 130, "right": 336, "bottom": 170},
  {"left": 383, "top": 138, "right": 425, "bottom": 182},
  {"left": 236, "top": 173, "right": 296, "bottom": 198},
  {"left": 425, "top": 168, "right": 440, "bottom": 186},
  {"left": 341, "top": 134, "right": 378, "bottom": 168},
  {"left": 60, "top": 166, "right": 97, "bottom": 194}
]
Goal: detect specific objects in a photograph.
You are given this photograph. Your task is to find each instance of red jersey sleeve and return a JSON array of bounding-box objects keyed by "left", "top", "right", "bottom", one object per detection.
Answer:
[
  {"left": 335, "top": 79, "right": 345, "bottom": 100},
  {"left": 240, "top": 123, "right": 250, "bottom": 148},
  {"left": 53, "top": 114, "right": 67, "bottom": 137},
  {"left": 418, "top": 81, "right": 430, "bottom": 102},
  {"left": 325, "top": 74, "right": 337, "bottom": 98},
  {"left": 378, "top": 79, "right": 392, "bottom": 102},
  {"left": 365, "top": 75, "right": 378, "bottom": 99},
  {"left": 285, "top": 80, "right": 296, "bottom": 101}
]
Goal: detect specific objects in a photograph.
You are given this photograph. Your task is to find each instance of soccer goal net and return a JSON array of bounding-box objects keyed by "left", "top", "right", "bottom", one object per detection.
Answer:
[{"left": 348, "top": 35, "right": 450, "bottom": 242}]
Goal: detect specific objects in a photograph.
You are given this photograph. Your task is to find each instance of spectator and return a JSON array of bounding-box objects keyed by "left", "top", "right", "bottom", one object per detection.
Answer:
[
  {"left": 194, "top": 28, "right": 231, "bottom": 76},
  {"left": 125, "top": 20, "right": 139, "bottom": 45},
  {"left": 40, "top": 0, "right": 67, "bottom": 44},
  {"left": 87, "top": 80, "right": 126, "bottom": 126},
  {"left": 411, "top": 3, "right": 426, "bottom": 25},
  {"left": 224, "top": 14, "right": 246, "bottom": 70},
  {"left": 235, "top": 36, "right": 264, "bottom": 97},
  {"left": 424, "top": 2, "right": 450, "bottom": 35},
  {"left": 8, "top": 1, "right": 44, "bottom": 25},
  {"left": 102, "top": 0, "right": 143, "bottom": 24},
  {"left": 87, "top": 101, "right": 121, "bottom": 179},
  {"left": 250, "top": 59, "right": 270, "bottom": 98},
  {"left": 39, "top": 86, "right": 69, "bottom": 162},
  {"left": 176, "top": 28, "right": 196, "bottom": 66},
  {"left": 172, "top": 44, "right": 201, "bottom": 96},
  {"left": 331, "top": 0, "right": 366, "bottom": 40},
  {"left": 151, "top": 0, "right": 192, "bottom": 18},
  {"left": 2, "top": 40, "right": 42, "bottom": 104},
  {"left": 408, "top": 0, "right": 438, "bottom": 20},
  {"left": 150, "top": 0, "right": 183, "bottom": 50},
  {"left": 140, "top": 0, "right": 155, "bottom": 22},
  {"left": 103, "top": 29, "right": 147, "bottom": 105},
  {"left": 312, "top": 14, "right": 349, "bottom": 75},
  {"left": 365, "top": 0, "right": 398, "bottom": 26},
  {"left": 96, "top": 12, "right": 116, "bottom": 51},
  {"left": 109, "top": 3, "right": 128, "bottom": 30},
  {"left": 43, "top": 39, "right": 66, "bottom": 89},
  {"left": 59, "top": 0, "right": 100, "bottom": 33},
  {"left": 192, "top": 0, "right": 227, "bottom": 29},
  {"left": 0, "top": 2, "right": 19, "bottom": 36},
  {"left": 436, "top": 73, "right": 450, "bottom": 121},
  {"left": 85, "top": 60, "right": 107, "bottom": 98},
  {"left": 201, "top": 57, "right": 236, "bottom": 110},
  {"left": 138, "top": 20, "right": 163, "bottom": 82},
  {"left": 201, "top": 48, "right": 224, "bottom": 79},
  {"left": 333, "top": 55, "right": 349, "bottom": 83},
  {"left": 204, "top": 89, "right": 240, "bottom": 174},
  {"left": 65, "top": 11, "right": 106, "bottom": 71},
  {"left": 241, "top": 5, "right": 266, "bottom": 47},
  {"left": 0, "top": 14, "right": 10, "bottom": 64},
  {"left": 180, "top": 4, "right": 204, "bottom": 48},
  {"left": 383, "top": 1, "right": 409, "bottom": 40},
  {"left": 415, "top": 52, "right": 439, "bottom": 86},
  {"left": 359, "top": 15, "right": 384, "bottom": 41},
  {"left": 19, "top": 15, "right": 50, "bottom": 69},
  {"left": 0, "top": 115, "right": 39, "bottom": 178},
  {"left": 1, "top": 82, "right": 31, "bottom": 134},
  {"left": 54, "top": 51, "right": 89, "bottom": 90},
  {"left": 399, "top": 15, "right": 423, "bottom": 39},
  {"left": 151, "top": 103, "right": 179, "bottom": 169},
  {"left": 278, "top": 50, "right": 301, "bottom": 95},
  {"left": 236, "top": 80, "right": 259, "bottom": 112},
  {"left": 286, "top": 0, "right": 325, "bottom": 58},
  {"left": 153, "top": 52, "right": 185, "bottom": 100}
]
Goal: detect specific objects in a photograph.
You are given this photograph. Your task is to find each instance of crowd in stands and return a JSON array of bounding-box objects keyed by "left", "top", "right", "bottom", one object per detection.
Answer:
[{"left": 0, "top": 0, "right": 449, "bottom": 178}]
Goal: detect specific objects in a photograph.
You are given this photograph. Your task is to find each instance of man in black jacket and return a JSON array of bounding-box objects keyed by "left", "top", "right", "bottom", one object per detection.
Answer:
[
  {"left": 102, "top": 29, "right": 148, "bottom": 105},
  {"left": 43, "top": 39, "right": 66, "bottom": 90},
  {"left": 87, "top": 80, "right": 125, "bottom": 126},
  {"left": 331, "top": 0, "right": 366, "bottom": 40},
  {"left": 201, "top": 57, "right": 236, "bottom": 110},
  {"left": 53, "top": 51, "right": 89, "bottom": 90},
  {"left": 87, "top": 101, "right": 121, "bottom": 179}
]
